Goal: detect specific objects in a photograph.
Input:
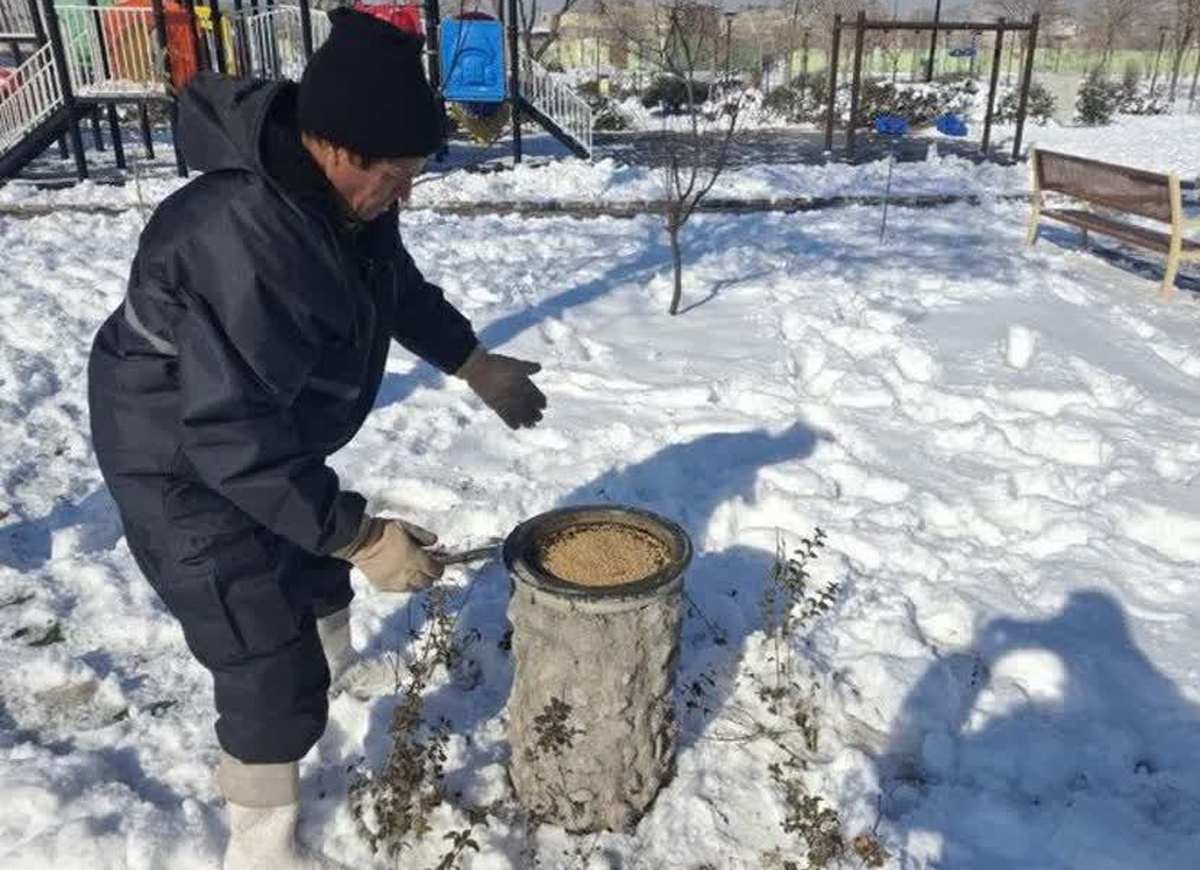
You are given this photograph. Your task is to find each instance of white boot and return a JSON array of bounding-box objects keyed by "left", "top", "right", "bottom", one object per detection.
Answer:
[
  {"left": 218, "top": 752, "right": 344, "bottom": 870},
  {"left": 317, "top": 607, "right": 403, "bottom": 700}
]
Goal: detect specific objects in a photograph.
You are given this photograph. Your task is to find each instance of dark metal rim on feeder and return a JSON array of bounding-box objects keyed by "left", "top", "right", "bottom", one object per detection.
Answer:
[{"left": 503, "top": 505, "right": 693, "bottom": 600}]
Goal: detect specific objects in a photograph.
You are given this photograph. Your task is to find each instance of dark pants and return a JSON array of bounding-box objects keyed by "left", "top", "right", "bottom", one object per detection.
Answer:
[{"left": 108, "top": 470, "right": 353, "bottom": 764}]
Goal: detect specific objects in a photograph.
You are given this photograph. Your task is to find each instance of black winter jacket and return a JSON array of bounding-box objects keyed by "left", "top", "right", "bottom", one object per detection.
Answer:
[{"left": 88, "top": 73, "right": 476, "bottom": 557}]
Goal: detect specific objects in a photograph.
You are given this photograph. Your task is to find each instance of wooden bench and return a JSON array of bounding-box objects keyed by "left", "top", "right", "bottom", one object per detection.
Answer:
[{"left": 1026, "top": 148, "right": 1200, "bottom": 301}]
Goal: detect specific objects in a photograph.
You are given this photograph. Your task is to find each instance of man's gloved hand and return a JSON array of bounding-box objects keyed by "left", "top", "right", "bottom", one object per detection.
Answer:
[
  {"left": 337, "top": 518, "right": 443, "bottom": 592},
  {"left": 456, "top": 345, "right": 547, "bottom": 430}
]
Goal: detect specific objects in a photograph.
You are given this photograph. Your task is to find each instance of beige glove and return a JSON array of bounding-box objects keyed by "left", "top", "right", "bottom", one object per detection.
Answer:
[
  {"left": 337, "top": 517, "right": 443, "bottom": 592},
  {"left": 456, "top": 345, "right": 547, "bottom": 430}
]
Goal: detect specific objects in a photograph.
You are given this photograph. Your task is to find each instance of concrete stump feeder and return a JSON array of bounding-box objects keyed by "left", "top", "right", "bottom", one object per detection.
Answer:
[{"left": 503, "top": 506, "right": 692, "bottom": 832}]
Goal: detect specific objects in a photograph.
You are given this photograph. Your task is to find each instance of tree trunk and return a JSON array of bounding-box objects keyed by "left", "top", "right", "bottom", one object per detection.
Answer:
[
  {"left": 504, "top": 507, "right": 689, "bottom": 833},
  {"left": 1170, "top": 27, "right": 1195, "bottom": 101},
  {"left": 667, "top": 220, "right": 683, "bottom": 315}
]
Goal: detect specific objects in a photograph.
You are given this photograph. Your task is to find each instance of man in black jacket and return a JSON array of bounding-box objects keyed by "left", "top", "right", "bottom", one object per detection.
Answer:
[{"left": 87, "top": 10, "right": 545, "bottom": 869}]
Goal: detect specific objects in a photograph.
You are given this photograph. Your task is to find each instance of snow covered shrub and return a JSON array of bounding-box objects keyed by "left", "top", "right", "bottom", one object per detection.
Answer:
[
  {"left": 860, "top": 79, "right": 976, "bottom": 129},
  {"left": 642, "top": 75, "right": 711, "bottom": 114},
  {"left": 996, "top": 81, "right": 1058, "bottom": 125},
  {"left": 1120, "top": 86, "right": 1170, "bottom": 116},
  {"left": 1076, "top": 68, "right": 1122, "bottom": 125},
  {"left": 1111, "top": 62, "right": 1169, "bottom": 115},
  {"left": 592, "top": 98, "right": 635, "bottom": 131},
  {"left": 763, "top": 84, "right": 801, "bottom": 118}
]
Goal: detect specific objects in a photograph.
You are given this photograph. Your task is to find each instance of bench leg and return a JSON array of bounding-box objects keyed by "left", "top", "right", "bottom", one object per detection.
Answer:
[
  {"left": 1160, "top": 246, "right": 1182, "bottom": 302},
  {"left": 1080, "top": 228, "right": 1089, "bottom": 250},
  {"left": 1024, "top": 213, "right": 1040, "bottom": 247}
]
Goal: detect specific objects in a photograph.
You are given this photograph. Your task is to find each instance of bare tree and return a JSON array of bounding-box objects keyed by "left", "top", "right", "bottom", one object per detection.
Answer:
[
  {"left": 988, "top": 0, "right": 1069, "bottom": 27},
  {"left": 1162, "top": 0, "right": 1200, "bottom": 98},
  {"left": 1084, "top": 0, "right": 1144, "bottom": 66},
  {"left": 517, "top": 0, "right": 585, "bottom": 63},
  {"left": 602, "top": 0, "right": 743, "bottom": 315}
]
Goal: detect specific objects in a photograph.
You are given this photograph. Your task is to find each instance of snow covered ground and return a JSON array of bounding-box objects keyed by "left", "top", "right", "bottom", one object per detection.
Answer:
[
  {"left": 2, "top": 114, "right": 1196, "bottom": 213},
  {"left": 3, "top": 127, "right": 1200, "bottom": 869}
]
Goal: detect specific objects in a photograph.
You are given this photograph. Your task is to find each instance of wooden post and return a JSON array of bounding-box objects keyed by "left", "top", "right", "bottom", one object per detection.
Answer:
[
  {"left": 926, "top": 0, "right": 941, "bottom": 82},
  {"left": 1161, "top": 173, "right": 1183, "bottom": 301},
  {"left": 41, "top": 0, "right": 89, "bottom": 180},
  {"left": 824, "top": 15, "right": 841, "bottom": 153},
  {"left": 297, "top": 0, "right": 313, "bottom": 59},
  {"left": 508, "top": 0, "right": 522, "bottom": 164},
  {"left": 1024, "top": 147, "right": 1041, "bottom": 246},
  {"left": 150, "top": 0, "right": 188, "bottom": 176},
  {"left": 1012, "top": 14, "right": 1038, "bottom": 162},
  {"left": 981, "top": 19, "right": 1004, "bottom": 155},
  {"left": 211, "top": 0, "right": 227, "bottom": 74},
  {"left": 846, "top": 11, "right": 866, "bottom": 161}
]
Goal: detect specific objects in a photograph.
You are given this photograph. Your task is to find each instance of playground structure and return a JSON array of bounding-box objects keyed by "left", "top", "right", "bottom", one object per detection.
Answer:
[
  {"left": 0, "top": 0, "right": 593, "bottom": 183},
  {"left": 825, "top": 12, "right": 1041, "bottom": 163}
]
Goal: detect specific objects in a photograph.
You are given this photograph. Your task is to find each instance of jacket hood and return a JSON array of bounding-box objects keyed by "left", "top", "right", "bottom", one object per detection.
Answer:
[{"left": 178, "top": 73, "right": 289, "bottom": 176}]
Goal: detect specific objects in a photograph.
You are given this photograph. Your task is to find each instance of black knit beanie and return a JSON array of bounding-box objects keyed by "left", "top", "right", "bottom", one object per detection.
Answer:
[{"left": 298, "top": 8, "right": 442, "bottom": 159}]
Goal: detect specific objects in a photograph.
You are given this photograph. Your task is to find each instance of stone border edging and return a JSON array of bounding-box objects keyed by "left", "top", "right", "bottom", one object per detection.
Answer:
[{"left": 0, "top": 193, "right": 1032, "bottom": 220}]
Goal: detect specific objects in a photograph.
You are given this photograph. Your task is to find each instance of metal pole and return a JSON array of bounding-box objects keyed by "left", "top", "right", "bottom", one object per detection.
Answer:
[
  {"left": 150, "top": 0, "right": 188, "bottom": 176},
  {"left": 41, "top": 0, "right": 89, "bottom": 180},
  {"left": 231, "top": 0, "right": 249, "bottom": 76},
  {"left": 1012, "top": 13, "right": 1039, "bottom": 162},
  {"left": 926, "top": 0, "right": 941, "bottom": 82},
  {"left": 211, "top": 0, "right": 227, "bottom": 74},
  {"left": 824, "top": 14, "right": 841, "bottom": 152},
  {"left": 182, "top": 0, "right": 204, "bottom": 75},
  {"left": 508, "top": 0, "right": 522, "bottom": 163},
  {"left": 139, "top": 103, "right": 155, "bottom": 158},
  {"left": 90, "top": 106, "right": 105, "bottom": 151},
  {"left": 297, "top": 0, "right": 313, "bottom": 59},
  {"left": 846, "top": 11, "right": 866, "bottom": 160},
  {"left": 425, "top": 0, "right": 442, "bottom": 94},
  {"left": 981, "top": 19, "right": 1004, "bottom": 155},
  {"left": 89, "top": 0, "right": 126, "bottom": 169}
]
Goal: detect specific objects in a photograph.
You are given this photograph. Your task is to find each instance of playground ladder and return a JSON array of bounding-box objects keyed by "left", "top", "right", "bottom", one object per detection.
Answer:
[
  {"left": 519, "top": 55, "right": 592, "bottom": 158},
  {"left": 0, "top": 39, "right": 63, "bottom": 155}
]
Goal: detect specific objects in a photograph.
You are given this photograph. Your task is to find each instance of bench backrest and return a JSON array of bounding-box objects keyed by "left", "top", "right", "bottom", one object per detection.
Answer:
[{"left": 1034, "top": 149, "right": 1175, "bottom": 224}]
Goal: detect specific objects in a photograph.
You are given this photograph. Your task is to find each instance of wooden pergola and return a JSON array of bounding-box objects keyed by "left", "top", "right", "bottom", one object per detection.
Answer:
[{"left": 825, "top": 12, "right": 1042, "bottom": 163}]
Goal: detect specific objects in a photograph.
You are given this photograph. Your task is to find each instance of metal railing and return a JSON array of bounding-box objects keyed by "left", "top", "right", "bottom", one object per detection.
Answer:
[
  {"left": 0, "top": 40, "right": 61, "bottom": 154},
  {"left": 0, "top": 0, "right": 38, "bottom": 41},
  {"left": 236, "top": 5, "right": 328, "bottom": 81},
  {"left": 57, "top": 4, "right": 167, "bottom": 98},
  {"left": 521, "top": 56, "right": 592, "bottom": 157}
]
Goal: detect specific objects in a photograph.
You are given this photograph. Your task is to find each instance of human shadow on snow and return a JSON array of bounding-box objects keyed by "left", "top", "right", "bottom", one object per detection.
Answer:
[
  {"left": 0, "top": 488, "right": 122, "bottom": 571},
  {"left": 874, "top": 590, "right": 1200, "bottom": 869}
]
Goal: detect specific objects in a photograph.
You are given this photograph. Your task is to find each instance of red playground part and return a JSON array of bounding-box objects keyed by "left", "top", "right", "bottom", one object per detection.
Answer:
[
  {"left": 109, "top": 0, "right": 203, "bottom": 90},
  {"left": 352, "top": 3, "right": 424, "bottom": 37}
]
